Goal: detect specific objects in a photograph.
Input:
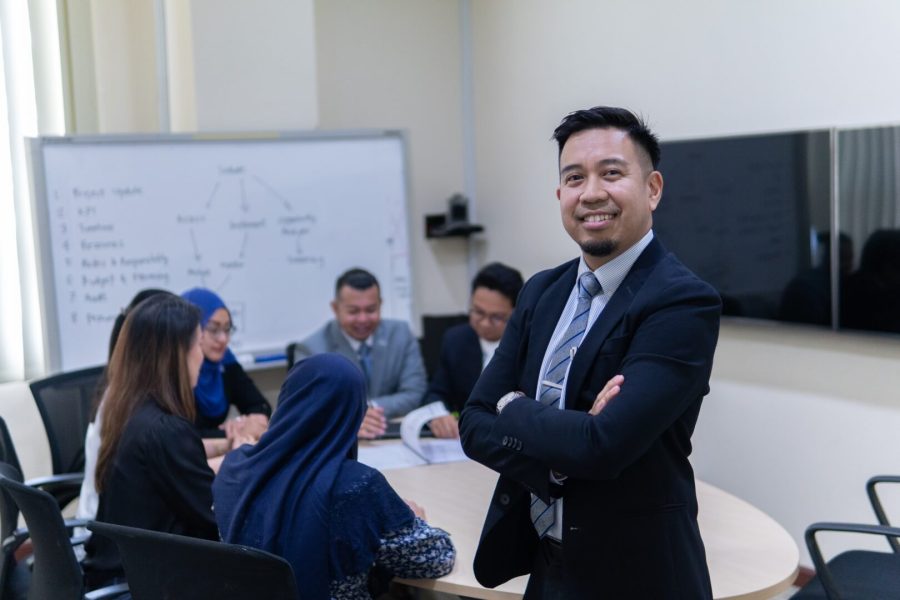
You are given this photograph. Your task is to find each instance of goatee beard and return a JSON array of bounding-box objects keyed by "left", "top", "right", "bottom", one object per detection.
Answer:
[{"left": 580, "top": 240, "right": 616, "bottom": 258}]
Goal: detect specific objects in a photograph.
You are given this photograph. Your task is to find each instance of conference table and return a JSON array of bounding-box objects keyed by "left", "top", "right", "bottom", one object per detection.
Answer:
[{"left": 379, "top": 457, "right": 798, "bottom": 600}]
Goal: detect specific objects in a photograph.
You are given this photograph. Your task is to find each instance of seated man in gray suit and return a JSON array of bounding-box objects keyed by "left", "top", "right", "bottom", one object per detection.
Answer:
[{"left": 294, "top": 268, "right": 427, "bottom": 438}]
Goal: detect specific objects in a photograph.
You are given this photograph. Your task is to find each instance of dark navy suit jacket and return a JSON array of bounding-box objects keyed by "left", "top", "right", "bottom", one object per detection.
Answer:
[
  {"left": 424, "top": 323, "right": 482, "bottom": 414},
  {"left": 459, "top": 238, "right": 721, "bottom": 599}
]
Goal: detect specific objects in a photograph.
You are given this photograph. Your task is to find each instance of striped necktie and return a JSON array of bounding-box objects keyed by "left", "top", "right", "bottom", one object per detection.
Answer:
[
  {"left": 357, "top": 343, "right": 372, "bottom": 393},
  {"left": 531, "top": 271, "right": 603, "bottom": 538}
]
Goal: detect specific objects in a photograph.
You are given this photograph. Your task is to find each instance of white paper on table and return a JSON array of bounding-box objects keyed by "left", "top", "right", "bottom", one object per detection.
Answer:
[
  {"left": 357, "top": 443, "right": 426, "bottom": 470},
  {"left": 400, "top": 401, "right": 469, "bottom": 464}
]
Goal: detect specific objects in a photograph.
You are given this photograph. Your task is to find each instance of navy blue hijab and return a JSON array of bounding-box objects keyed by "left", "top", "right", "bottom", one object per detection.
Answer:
[
  {"left": 212, "top": 354, "right": 413, "bottom": 598},
  {"left": 180, "top": 287, "right": 237, "bottom": 419}
]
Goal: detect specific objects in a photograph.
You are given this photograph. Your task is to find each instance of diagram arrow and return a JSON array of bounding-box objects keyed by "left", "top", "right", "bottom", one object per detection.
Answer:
[
  {"left": 205, "top": 181, "right": 221, "bottom": 209},
  {"left": 240, "top": 178, "right": 249, "bottom": 212},
  {"left": 190, "top": 228, "right": 202, "bottom": 261},
  {"left": 239, "top": 231, "right": 248, "bottom": 259},
  {"left": 251, "top": 174, "right": 293, "bottom": 211}
]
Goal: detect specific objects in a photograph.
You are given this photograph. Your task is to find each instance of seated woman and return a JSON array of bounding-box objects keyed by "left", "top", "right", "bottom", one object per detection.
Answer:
[
  {"left": 213, "top": 353, "right": 455, "bottom": 599},
  {"left": 84, "top": 294, "right": 221, "bottom": 588},
  {"left": 77, "top": 288, "right": 170, "bottom": 530},
  {"left": 181, "top": 288, "right": 271, "bottom": 462}
]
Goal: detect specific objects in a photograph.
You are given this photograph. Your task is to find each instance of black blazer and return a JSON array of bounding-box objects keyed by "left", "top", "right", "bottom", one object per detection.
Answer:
[
  {"left": 423, "top": 323, "right": 482, "bottom": 414},
  {"left": 459, "top": 238, "right": 721, "bottom": 599}
]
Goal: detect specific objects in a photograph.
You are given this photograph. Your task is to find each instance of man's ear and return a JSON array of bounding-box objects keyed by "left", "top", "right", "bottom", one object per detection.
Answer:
[
  {"left": 648, "top": 171, "right": 663, "bottom": 212},
  {"left": 330, "top": 299, "right": 339, "bottom": 317}
]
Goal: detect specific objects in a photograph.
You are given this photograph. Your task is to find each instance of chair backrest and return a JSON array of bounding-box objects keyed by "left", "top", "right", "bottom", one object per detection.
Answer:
[
  {"left": 29, "top": 365, "right": 105, "bottom": 475},
  {"left": 285, "top": 342, "right": 299, "bottom": 370},
  {"left": 0, "top": 417, "right": 24, "bottom": 477},
  {"left": 87, "top": 521, "right": 299, "bottom": 600},
  {"left": 421, "top": 313, "right": 469, "bottom": 379},
  {"left": 0, "top": 470, "right": 84, "bottom": 600},
  {"left": 0, "top": 462, "right": 24, "bottom": 597}
]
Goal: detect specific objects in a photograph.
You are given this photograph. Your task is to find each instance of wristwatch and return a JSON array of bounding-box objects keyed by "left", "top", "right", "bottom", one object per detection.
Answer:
[{"left": 496, "top": 391, "right": 524, "bottom": 415}]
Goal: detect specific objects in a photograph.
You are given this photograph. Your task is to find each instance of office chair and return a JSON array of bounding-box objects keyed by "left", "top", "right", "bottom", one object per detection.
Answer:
[
  {"left": 88, "top": 521, "right": 299, "bottom": 599},
  {"left": 0, "top": 462, "right": 29, "bottom": 600},
  {"left": 28, "top": 365, "right": 104, "bottom": 506},
  {"left": 420, "top": 313, "right": 468, "bottom": 380},
  {"left": 0, "top": 469, "right": 128, "bottom": 600},
  {"left": 0, "top": 415, "right": 83, "bottom": 515},
  {"left": 286, "top": 341, "right": 300, "bottom": 370},
  {"left": 792, "top": 475, "right": 900, "bottom": 599}
]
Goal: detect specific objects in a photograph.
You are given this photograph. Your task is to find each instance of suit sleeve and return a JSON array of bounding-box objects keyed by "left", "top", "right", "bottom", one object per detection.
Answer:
[
  {"left": 370, "top": 326, "right": 427, "bottom": 418},
  {"left": 423, "top": 333, "right": 454, "bottom": 410},
  {"left": 460, "top": 275, "right": 554, "bottom": 497},
  {"left": 462, "top": 274, "right": 721, "bottom": 495}
]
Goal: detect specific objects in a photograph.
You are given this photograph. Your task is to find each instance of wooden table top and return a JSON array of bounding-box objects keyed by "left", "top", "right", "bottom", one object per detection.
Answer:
[{"left": 381, "top": 459, "right": 798, "bottom": 600}]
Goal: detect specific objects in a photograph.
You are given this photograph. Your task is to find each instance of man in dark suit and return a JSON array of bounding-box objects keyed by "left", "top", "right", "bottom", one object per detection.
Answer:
[
  {"left": 459, "top": 106, "right": 721, "bottom": 599},
  {"left": 425, "top": 262, "right": 523, "bottom": 438}
]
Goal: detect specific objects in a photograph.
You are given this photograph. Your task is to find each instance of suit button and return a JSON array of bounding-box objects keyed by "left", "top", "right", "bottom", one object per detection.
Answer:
[
  {"left": 516, "top": 441, "right": 523, "bottom": 450},
  {"left": 502, "top": 436, "right": 509, "bottom": 446},
  {"left": 499, "top": 493, "right": 510, "bottom": 506}
]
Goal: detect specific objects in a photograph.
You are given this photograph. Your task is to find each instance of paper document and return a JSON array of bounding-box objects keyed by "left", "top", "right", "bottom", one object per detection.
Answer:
[{"left": 400, "top": 401, "right": 468, "bottom": 464}]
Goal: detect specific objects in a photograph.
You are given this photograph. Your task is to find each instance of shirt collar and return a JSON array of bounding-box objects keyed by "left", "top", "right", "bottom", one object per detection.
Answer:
[
  {"left": 578, "top": 229, "right": 654, "bottom": 297},
  {"left": 340, "top": 328, "right": 372, "bottom": 352}
]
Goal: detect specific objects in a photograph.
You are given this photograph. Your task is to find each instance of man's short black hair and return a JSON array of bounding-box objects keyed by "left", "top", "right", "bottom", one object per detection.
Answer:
[
  {"left": 471, "top": 262, "right": 524, "bottom": 306},
  {"left": 335, "top": 268, "right": 380, "bottom": 298},
  {"left": 552, "top": 106, "right": 661, "bottom": 170}
]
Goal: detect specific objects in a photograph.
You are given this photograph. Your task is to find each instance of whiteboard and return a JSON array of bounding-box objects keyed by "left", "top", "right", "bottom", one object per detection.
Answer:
[{"left": 29, "top": 132, "right": 413, "bottom": 372}]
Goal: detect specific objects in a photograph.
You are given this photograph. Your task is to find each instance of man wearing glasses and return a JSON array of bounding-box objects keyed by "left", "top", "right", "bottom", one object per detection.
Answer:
[{"left": 425, "top": 263, "right": 523, "bottom": 439}]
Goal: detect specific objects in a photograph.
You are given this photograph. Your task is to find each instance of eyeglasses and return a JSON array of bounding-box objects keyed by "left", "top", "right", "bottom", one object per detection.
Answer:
[
  {"left": 469, "top": 307, "right": 509, "bottom": 327},
  {"left": 204, "top": 324, "right": 236, "bottom": 338}
]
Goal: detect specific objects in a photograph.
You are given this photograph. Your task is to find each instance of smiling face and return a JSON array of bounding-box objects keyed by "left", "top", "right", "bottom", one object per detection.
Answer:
[
  {"left": 332, "top": 284, "right": 382, "bottom": 342},
  {"left": 556, "top": 127, "right": 663, "bottom": 270},
  {"left": 200, "top": 307, "right": 231, "bottom": 362}
]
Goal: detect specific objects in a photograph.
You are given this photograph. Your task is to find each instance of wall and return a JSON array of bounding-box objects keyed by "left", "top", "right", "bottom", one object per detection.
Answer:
[
  {"left": 469, "top": 0, "right": 900, "bottom": 565},
  {"left": 314, "top": 0, "right": 470, "bottom": 318}
]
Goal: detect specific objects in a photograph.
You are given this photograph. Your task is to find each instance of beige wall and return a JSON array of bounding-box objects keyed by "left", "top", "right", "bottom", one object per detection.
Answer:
[{"left": 315, "top": 0, "right": 471, "bottom": 317}]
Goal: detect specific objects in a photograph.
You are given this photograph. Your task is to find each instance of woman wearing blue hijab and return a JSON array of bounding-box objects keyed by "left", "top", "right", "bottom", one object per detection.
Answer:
[
  {"left": 181, "top": 288, "right": 271, "bottom": 446},
  {"left": 213, "top": 353, "right": 455, "bottom": 599}
]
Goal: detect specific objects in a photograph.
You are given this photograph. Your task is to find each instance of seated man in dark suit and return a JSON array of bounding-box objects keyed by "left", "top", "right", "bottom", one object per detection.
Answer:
[
  {"left": 425, "top": 262, "right": 523, "bottom": 439},
  {"left": 294, "top": 268, "right": 427, "bottom": 438}
]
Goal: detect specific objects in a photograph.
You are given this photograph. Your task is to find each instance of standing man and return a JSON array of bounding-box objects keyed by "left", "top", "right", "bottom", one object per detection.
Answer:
[
  {"left": 425, "top": 262, "right": 523, "bottom": 439},
  {"left": 294, "top": 268, "right": 427, "bottom": 438},
  {"left": 459, "top": 107, "right": 721, "bottom": 599}
]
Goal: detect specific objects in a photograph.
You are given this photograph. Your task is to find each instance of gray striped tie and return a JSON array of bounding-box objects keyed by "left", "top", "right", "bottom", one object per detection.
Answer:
[{"left": 531, "top": 271, "right": 602, "bottom": 538}]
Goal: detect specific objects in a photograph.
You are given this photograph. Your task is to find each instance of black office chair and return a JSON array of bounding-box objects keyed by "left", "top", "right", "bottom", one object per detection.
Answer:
[
  {"left": 0, "top": 469, "right": 127, "bottom": 600},
  {"left": 286, "top": 341, "right": 300, "bottom": 370},
  {"left": 29, "top": 365, "right": 104, "bottom": 506},
  {"left": 420, "top": 313, "right": 468, "bottom": 380},
  {"left": 792, "top": 475, "right": 900, "bottom": 599},
  {"left": 0, "top": 415, "right": 83, "bottom": 514},
  {"left": 88, "top": 521, "right": 299, "bottom": 599},
  {"left": 0, "top": 462, "right": 29, "bottom": 600}
]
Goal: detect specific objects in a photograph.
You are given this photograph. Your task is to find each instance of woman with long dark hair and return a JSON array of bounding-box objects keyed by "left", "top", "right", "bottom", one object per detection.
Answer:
[{"left": 84, "top": 294, "right": 218, "bottom": 588}]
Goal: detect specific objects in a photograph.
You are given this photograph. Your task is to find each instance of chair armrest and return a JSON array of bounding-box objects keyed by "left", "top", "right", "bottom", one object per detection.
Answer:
[
  {"left": 25, "top": 472, "right": 84, "bottom": 489},
  {"left": 866, "top": 475, "right": 900, "bottom": 553},
  {"left": 84, "top": 582, "right": 129, "bottom": 599},
  {"left": 805, "top": 521, "right": 900, "bottom": 599}
]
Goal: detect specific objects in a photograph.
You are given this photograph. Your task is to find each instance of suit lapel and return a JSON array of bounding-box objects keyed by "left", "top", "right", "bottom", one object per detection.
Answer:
[
  {"left": 523, "top": 261, "right": 578, "bottom": 396},
  {"left": 565, "top": 238, "right": 666, "bottom": 410}
]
